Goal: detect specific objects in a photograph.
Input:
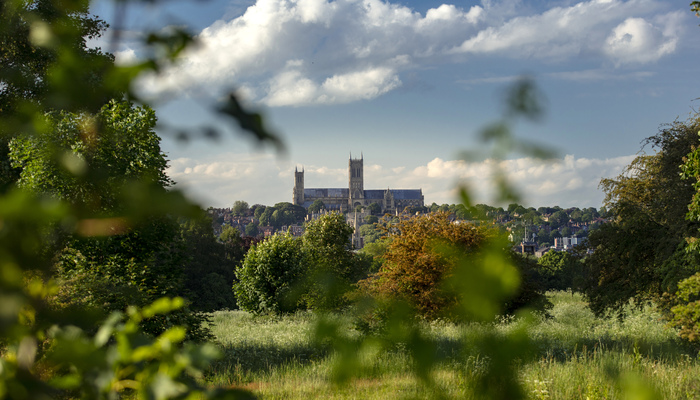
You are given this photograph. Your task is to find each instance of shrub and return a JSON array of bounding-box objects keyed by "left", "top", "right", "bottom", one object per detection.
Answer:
[{"left": 234, "top": 233, "right": 307, "bottom": 314}]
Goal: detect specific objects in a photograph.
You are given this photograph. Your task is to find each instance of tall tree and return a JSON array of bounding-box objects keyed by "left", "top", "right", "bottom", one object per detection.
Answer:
[
  {"left": 0, "top": 0, "right": 115, "bottom": 192},
  {"left": 231, "top": 200, "right": 249, "bottom": 216},
  {"left": 584, "top": 116, "right": 700, "bottom": 315}
]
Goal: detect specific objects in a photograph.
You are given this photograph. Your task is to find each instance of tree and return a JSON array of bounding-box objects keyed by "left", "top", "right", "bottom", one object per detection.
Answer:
[
  {"left": 368, "top": 202, "right": 382, "bottom": 215},
  {"left": 537, "top": 250, "right": 583, "bottom": 291},
  {"left": 308, "top": 199, "right": 325, "bottom": 214},
  {"left": 360, "top": 212, "right": 546, "bottom": 320},
  {"left": 10, "top": 99, "right": 214, "bottom": 339},
  {"left": 10, "top": 100, "right": 171, "bottom": 210},
  {"left": 584, "top": 116, "right": 700, "bottom": 315},
  {"left": 232, "top": 200, "right": 249, "bottom": 216},
  {"left": 219, "top": 225, "right": 242, "bottom": 243},
  {"left": 233, "top": 233, "right": 307, "bottom": 314},
  {"left": 0, "top": 0, "right": 117, "bottom": 193},
  {"left": 253, "top": 204, "right": 266, "bottom": 219},
  {"left": 181, "top": 213, "right": 239, "bottom": 312},
  {"left": 359, "top": 222, "right": 382, "bottom": 244},
  {"left": 549, "top": 210, "right": 568, "bottom": 226},
  {"left": 245, "top": 221, "right": 259, "bottom": 237},
  {"left": 301, "top": 212, "right": 363, "bottom": 310}
]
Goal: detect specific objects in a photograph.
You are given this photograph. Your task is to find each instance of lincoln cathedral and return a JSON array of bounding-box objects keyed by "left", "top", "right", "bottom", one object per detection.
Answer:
[{"left": 292, "top": 154, "right": 424, "bottom": 213}]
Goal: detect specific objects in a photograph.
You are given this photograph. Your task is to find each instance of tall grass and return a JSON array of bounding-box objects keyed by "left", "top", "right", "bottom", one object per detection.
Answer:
[{"left": 206, "top": 291, "right": 700, "bottom": 399}]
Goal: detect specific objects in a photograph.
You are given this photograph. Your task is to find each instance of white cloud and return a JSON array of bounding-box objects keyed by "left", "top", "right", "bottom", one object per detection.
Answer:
[
  {"left": 170, "top": 152, "right": 635, "bottom": 208},
  {"left": 603, "top": 13, "right": 682, "bottom": 65},
  {"left": 135, "top": 0, "right": 684, "bottom": 106},
  {"left": 454, "top": 1, "right": 682, "bottom": 64}
]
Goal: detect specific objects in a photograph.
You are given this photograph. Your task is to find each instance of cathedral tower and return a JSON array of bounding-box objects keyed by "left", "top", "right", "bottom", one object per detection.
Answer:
[
  {"left": 293, "top": 167, "right": 304, "bottom": 206},
  {"left": 348, "top": 153, "right": 364, "bottom": 207}
]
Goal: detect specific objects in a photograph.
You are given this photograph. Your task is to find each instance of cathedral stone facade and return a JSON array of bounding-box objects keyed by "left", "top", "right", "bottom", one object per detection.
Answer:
[{"left": 293, "top": 154, "right": 424, "bottom": 213}]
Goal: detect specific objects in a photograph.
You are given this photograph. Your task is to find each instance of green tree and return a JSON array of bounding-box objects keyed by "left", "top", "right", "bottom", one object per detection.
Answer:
[
  {"left": 368, "top": 202, "right": 382, "bottom": 215},
  {"left": 301, "top": 212, "right": 361, "bottom": 310},
  {"left": 232, "top": 200, "right": 249, "bottom": 216},
  {"left": 245, "top": 221, "right": 259, "bottom": 237},
  {"left": 585, "top": 116, "right": 700, "bottom": 315},
  {"left": 359, "top": 222, "right": 382, "bottom": 244},
  {"left": 537, "top": 250, "right": 583, "bottom": 291},
  {"left": 181, "top": 213, "right": 239, "bottom": 311},
  {"left": 233, "top": 233, "right": 307, "bottom": 314},
  {"left": 259, "top": 206, "right": 274, "bottom": 226},
  {"left": 253, "top": 204, "right": 266, "bottom": 219},
  {"left": 10, "top": 100, "right": 171, "bottom": 210},
  {"left": 308, "top": 198, "right": 325, "bottom": 214}
]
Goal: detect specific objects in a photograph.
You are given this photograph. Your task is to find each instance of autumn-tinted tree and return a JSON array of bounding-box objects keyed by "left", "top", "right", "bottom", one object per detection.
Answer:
[{"left": 360, "top": 212, "right": 545, "bottom": 319}]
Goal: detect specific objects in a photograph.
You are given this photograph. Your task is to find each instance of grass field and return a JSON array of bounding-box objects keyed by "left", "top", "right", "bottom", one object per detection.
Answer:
[{"left": 205, "top": 291, "right": 700, "bottom": 399}]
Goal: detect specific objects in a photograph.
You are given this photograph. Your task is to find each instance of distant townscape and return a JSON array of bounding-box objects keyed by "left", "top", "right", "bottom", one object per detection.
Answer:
[
  {"left": 208, "top": 197, "right": 606, "bottom": 255},
  {"left": 209, "top": 153, "right": 606, "bottom": 255}
]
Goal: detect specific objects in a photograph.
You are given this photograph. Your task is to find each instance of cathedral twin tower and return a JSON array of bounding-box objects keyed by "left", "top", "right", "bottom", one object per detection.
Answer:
[{"left": 293, "top": 154, "right": 424, "bottom": 213}]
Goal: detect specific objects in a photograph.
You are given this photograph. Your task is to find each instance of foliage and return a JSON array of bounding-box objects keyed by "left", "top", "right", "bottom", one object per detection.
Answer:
[
  {"left": 359, "top": 237, "right": 391, "bottom": 273},
  {"left": 360, "top": 212, "right": 546, "bottom": 320},
  {"left": 536, "top": 250, "right": 583, "bottom": 291},
  {"left": 10, "top": 99, "right": 171, "bottom": 210},
  {"left": 668, "top": 273, "right": 700, "bottom": 341},
  {"left": 234, "top": 233, "right": 307, "bottom": 314},
  {"left": 180, "top": 212, "right": 239, "bottom": 312},
  {"left": 367, "top": 202, "right": 381, "bottom": 215},
  {"left": 45, "top": 298, "right": 252, "bottom": 400},
  {"left": 232, "top": 200, "right": 249, "bottom": 216},
  {"left": 258, "top": 202, "right": 306, "bottom": 228},
  {"left": 307, "top": 199, "right": 325, "bottom": 214},
  {"left": 0, "top": 0, "right": 279, "bottom": 396},
  {"left": 234, "top": 213, "right": 370, "bottom": 314},
  {"left": 584, "top": 115, "right": 700, "bottom": 316},
  {"left": 358, "top": 222, "right": 381, "bottom": 244},
  {"left": 301, "top": 212, "right": 365, "bottom": 310},
  {"left": 244, "top": 221, "right": 259, "bottom": 237}
]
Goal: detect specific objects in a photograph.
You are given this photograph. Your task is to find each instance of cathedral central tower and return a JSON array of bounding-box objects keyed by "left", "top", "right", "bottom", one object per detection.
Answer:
[{"left": 348, "top": 153, "right": 364, "bottom": 207}]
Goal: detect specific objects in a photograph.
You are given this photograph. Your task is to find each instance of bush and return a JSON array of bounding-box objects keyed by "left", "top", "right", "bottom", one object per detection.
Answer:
[{"left": 234, "top": 233, "right": 307, "bottom": 314}]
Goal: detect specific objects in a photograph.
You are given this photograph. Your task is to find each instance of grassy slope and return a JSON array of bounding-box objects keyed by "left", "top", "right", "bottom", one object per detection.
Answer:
[{"left": 206, "top": 291, "right": 700, "bottom": 399}]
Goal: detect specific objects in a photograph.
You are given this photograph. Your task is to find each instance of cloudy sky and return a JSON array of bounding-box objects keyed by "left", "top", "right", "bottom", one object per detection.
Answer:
[{"left": 90, "top": 0, "right": 699, "bottom": 209}]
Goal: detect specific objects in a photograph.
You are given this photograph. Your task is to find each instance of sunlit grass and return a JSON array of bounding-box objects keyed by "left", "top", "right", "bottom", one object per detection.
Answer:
[{"left": 206, "top": 291, "right": 700, "bottom": 399}]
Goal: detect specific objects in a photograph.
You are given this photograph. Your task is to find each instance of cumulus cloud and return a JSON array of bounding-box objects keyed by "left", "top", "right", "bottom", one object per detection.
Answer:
[
  {"left": 133, "top": 0, "right": 684, "bottom": 106},
  {"left": 170, "top": 153, "right": 635, "bottom": 208},
  {"left": 603, "top": 13, "right": 682, "bottom": 65}
]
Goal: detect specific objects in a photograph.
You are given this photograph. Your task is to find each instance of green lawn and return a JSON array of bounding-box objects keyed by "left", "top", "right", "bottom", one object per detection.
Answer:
[{"left": 205, "top": 291, "right": 700, "bottom": 399}]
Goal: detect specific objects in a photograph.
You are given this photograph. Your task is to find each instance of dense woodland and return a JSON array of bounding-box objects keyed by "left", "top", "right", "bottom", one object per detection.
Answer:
[{"left": 2, "top": 0, "right": 700, "bottom": 398}]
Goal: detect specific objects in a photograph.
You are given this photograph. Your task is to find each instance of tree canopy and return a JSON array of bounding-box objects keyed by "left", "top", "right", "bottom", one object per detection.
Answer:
[{"left": 584, "top": 115, "right": 700, "bottom": 315}]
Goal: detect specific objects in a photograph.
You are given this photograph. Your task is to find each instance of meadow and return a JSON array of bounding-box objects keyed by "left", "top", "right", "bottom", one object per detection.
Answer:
[{"left": 205, "top": 291, "right": 700, "bottom": 399}]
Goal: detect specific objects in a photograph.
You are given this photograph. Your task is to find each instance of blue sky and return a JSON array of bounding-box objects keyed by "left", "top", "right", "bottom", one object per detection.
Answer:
[{"left": 90, "top": 0, "right": 699, "bottom": 209}]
